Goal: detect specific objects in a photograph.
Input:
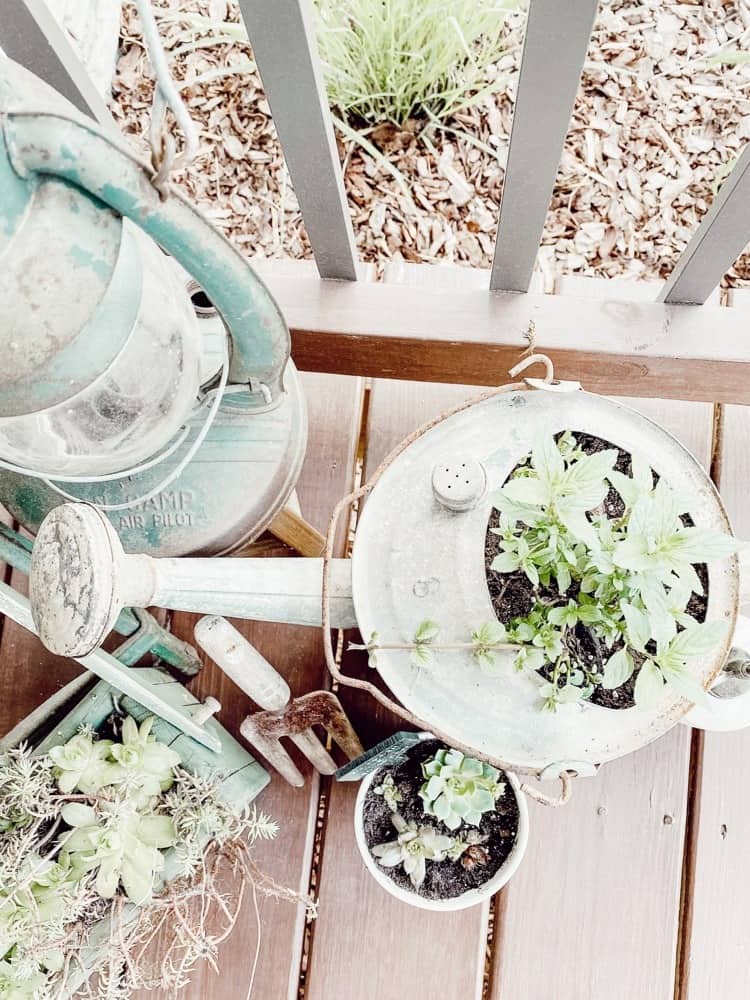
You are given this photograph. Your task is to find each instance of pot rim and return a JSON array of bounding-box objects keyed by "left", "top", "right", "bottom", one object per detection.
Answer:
[{"left": 353, "top": 756, "right": 529, "bottom": 911}]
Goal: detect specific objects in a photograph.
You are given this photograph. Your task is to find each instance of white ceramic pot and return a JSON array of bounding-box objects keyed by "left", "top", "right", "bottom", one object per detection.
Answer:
[{"left": 354, "top": 766, "right": 529, "bottom": 911}]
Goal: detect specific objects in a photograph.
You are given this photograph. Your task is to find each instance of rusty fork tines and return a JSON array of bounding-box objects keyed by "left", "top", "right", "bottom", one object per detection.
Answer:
[{"left": 193, "top": 616, "right": 363, "bottom": 787}]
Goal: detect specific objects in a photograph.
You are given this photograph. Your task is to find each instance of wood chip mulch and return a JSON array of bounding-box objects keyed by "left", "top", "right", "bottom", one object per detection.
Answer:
[{"left": 111, "top": 0, "right": 750, "bottom": 287}]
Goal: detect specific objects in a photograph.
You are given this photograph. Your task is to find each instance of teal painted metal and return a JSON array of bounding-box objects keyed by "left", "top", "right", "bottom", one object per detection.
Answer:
[
  {"left": 28, "top": 668, "right": 269, "bottom": 997},
  {"left": 0, "top": 522, "right": 201, "bottom": 674},
  {"left": 4, "top": 109, "right": 290, "bottom": 405},
  {"left": 25, "top": 223, "right": 143, "bottom": 410},
  {"left": 0, "top": 355, "right": 308, "bottom": 556},
  {"left": 0, "top": 57, "right": 304, "bottom": 556},
  {"left": 0, "top": 127, "right": 31, "bottom": 238},
  {"left": 0, "top": 61, "right": 131, "bottom": 417},
  {"left": 32, "top": 666, "right": 270, "bottom": 811},
  {"left": 0, "top": 578, "right": 220, "bottom": 749}
]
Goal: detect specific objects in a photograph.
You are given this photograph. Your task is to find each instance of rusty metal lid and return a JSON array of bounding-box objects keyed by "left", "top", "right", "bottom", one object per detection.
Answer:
[{"left": 351, "top": 387, "right": 738, "bottom": 774}]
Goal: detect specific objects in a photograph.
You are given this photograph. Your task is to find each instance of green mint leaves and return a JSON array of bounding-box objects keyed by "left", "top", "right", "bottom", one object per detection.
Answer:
[{"left": 489, "top": 431, "right": 738, "bottom": 711}]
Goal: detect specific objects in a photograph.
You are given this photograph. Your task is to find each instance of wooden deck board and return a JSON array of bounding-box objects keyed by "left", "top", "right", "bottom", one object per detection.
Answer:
[
  {"left": 251, "top": 257, "right": 750, "bottom": 403},
  {"left": 488, "top": 277, "right": 714, "bottom": 1000},
  {"left": 681, "top": 289, "right": 750, "bottom": 1000},
  {"left": 0, "top": 374, "right": 361, "bottom": 1000},
  {"left": 307, "top": 377, "right": 491, "bottom": 1000},
  {"left": 0, "top": 564, "right": 82, "bottom": 738},
  {"left": 1, "top": 275, "right": 746, "bottom": 999}
]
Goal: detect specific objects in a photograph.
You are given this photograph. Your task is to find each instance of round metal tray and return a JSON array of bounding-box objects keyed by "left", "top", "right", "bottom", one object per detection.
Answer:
[{"left": 351, "top": 388, "right": 737, "bottom": 774}]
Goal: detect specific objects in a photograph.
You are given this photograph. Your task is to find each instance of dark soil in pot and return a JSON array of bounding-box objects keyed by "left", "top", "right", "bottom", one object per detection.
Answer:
[
  {"left": 484, "top": 431, "right": 708, "bottom": 710},
  {"left": 361, "top": 739, "right": 519, "bottom": 901}
]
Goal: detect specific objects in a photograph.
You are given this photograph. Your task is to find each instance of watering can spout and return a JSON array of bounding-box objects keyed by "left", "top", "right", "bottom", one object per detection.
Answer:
[{"left": 29, "top": 503, "right": 356, "bottom": 658}]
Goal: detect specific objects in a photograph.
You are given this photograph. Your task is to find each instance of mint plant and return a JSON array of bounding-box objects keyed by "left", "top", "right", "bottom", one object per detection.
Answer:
[{"left": 489, "top": 431, "right": 740, "bottom": 710}]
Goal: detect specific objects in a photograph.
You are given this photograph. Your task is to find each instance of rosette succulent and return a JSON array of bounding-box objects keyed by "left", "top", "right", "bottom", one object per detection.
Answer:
[
  {"left": 48, "top": 730, "right": 116, "bottom": 794},
  {"left": 59, "top": 800, "right": 176, "bottom": 905},
  {"left": 371, "top": 813, "right": 454, "bottom": 888},
  {"left": 419, "top": 748, "right": 504, "bottom": 830},
  {"left": 108, "top": 716, "right": 181, "bottom": 798},
  {"left": 0, "top": 959, "right": 46, "bottom": 999},
  {"left": 373, "top": 773, "right": 402, "bottom": 812},
  {"left": 0, "top": 715, "right": 287, "bottom": 997}
]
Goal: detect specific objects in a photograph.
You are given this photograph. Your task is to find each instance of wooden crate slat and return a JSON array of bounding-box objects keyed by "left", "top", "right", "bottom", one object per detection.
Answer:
[
  {"left": 0, "top": 0, "right": 113, "bottom": 125},
  {"left": 660, "top": 145, "right": 750, "bottom": 304},
  {"left": 487, "top": 276, "right": 712, "bottom": 1000},
  {"left": 249, "top": 259, "right": 750, "bottom": 403},
  {"left": 490, "top": 0, "right": 599, "bottom": 292},
  {"left": 150, "top": 372, "right": 363, "bottom": 1000},
  {"left": 236, "top": 0, "right": 358, "bottom": 281},
  {"left": 679, "top": 288, "right": 750, "bottom": 1000},
  {"left": 306, "top": 263, "right": 496, "bottom": 1000}
]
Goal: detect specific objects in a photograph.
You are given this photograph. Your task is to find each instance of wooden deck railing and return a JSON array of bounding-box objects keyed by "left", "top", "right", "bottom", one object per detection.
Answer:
[{"left": 6, "top": 0, "right": 750, "bottom": 397}]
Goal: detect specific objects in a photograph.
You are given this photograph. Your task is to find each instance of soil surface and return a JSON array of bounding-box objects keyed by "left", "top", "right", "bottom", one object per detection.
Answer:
[
  {"left": 484, "top": 431, "right": 708, "bottom": 710},
  {"left": 362, "top": 739, "right": 519, "bottom": 902}
]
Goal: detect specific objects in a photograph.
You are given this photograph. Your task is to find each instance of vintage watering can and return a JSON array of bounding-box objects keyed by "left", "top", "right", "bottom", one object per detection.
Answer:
[
  {"left": 0, "top": 57, "right": 306, "bottom": 557},
  {"left": 28, "top": 365, "right": 750, "bottom": 790}
]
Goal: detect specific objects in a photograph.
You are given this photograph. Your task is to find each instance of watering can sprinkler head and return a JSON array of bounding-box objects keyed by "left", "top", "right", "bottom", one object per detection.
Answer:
[
  {"left": 30, "top": 504, "right": 133, "bottom": 659},
  {"left": 30, "top": 502, "right": 358, "bottom": 659}
]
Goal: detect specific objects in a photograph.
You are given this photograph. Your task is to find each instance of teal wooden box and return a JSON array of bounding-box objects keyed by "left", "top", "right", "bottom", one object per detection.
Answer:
[
  {"left": 15, "top": 667, "right": 270, "bottom": 997},
  {"left": 33, "top": 666, "right": 269, "bottom": 809}
]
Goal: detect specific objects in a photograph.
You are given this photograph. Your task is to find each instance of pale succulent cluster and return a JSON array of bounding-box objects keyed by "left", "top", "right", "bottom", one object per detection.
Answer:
[
  {"left": 371, "top": 814, "right": 455, "bottom": 889},
  {"left": 370, "top": 747, "right": 502, "bottom": 890},
  {"left": 0, "top": 715, "right": 278, "bottom": 998}
]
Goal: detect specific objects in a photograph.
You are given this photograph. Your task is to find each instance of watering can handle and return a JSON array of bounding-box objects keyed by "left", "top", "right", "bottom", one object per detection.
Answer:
[
  {"left": 682, "top": 613, "right": 750, "bottom": 732},
  {"left": 2, "top": 110, "right": 289, "bottom": 406}
]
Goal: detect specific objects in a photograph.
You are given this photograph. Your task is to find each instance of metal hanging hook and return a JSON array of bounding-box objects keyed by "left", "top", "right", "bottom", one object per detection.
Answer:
[{"left": 134, "top": 0, "right": 199, "bottom": 195}]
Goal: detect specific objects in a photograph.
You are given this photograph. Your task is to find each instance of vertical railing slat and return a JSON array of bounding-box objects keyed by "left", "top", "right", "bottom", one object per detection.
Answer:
[
  {"left": 659, "top": 144, "right": 750, "bottom": 304},
  {"left": 0, "top": 0, "right": 113, "bottom": 126},
  {"left": 490, "top": 0, "right": 599, "bottom": 292},
  {"left": 237, "top": 0, "right": 358, "bottom": 281}
]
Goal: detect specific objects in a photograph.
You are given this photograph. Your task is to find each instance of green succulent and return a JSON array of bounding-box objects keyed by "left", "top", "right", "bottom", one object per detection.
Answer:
[
  {"left": 0, "top": 959, "right": 46, "bottom": 1000},
  {"left": 108, "top": 716, "right": 181, "bottom": 798},
  {"left": 48, "top": 730, "right": 116, "bottom": 794},
  {"left": 370, "top": 813, "right": 454, "bottom": 889},
  {"left": 59, "top": 800, "right": 176, "bottom": 905},
  {"left": 419, "top": 748, "right": 504, "bottom": 830},
  {"left": 0, "top": 720, "right": 281, "bottom": 997},
  {"left": 373, "top": 773, "right": 403, "bottom": 812}
]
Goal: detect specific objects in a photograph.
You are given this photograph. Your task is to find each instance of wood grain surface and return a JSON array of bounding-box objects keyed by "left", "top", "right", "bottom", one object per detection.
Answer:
[
  {"left": 250, "top": 258, "right": 750, "bottom": 403},
  {"left": 680, "top": 289, "right": 750, "bottom": 1000},
  {"left": 160, "top": 372, "right": 363, "bottom": 1000},
  {"left": 1, "top": 274, "right": 746, "bottom": 1000}
]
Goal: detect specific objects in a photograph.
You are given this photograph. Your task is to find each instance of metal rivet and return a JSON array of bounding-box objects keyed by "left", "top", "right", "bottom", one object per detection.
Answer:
[{"left": 413, "top": 576, "right": 440, "bottom": 598}]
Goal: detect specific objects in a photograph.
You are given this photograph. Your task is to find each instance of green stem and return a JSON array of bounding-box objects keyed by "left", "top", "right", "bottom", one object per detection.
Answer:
[{"left": 368, "top": 640, "right": 523, "bottom": 653}]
